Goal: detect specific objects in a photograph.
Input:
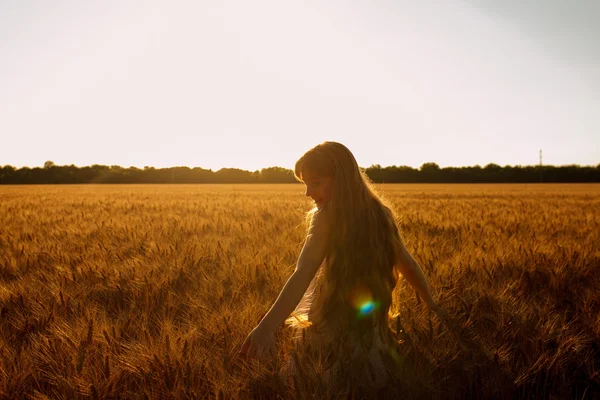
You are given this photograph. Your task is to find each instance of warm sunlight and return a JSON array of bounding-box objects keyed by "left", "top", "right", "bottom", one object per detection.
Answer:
[
  {"left": 1, "top": 2, "right": 598, "bottom": 397},
  {"left": 2, "top": 1, "right": 598, "bottom": 171}
]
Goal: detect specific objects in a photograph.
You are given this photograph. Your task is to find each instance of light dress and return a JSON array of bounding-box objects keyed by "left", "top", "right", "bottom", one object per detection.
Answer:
[{"left": 280, "top": 259, "right": 400, "bottom": 391}]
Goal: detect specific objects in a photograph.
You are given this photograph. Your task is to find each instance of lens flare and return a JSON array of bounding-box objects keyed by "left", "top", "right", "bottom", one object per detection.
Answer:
[
  {"left": 350, "top": 285, "right": 379, "bottom": 318},
  {"left": 359, "top": 301, "right": 375, "bottom": 315}
]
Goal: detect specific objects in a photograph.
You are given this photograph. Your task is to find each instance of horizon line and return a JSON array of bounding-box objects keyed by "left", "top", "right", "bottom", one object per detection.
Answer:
[{"left": 4, "top": 161, "right": 600, "bottom": 171}]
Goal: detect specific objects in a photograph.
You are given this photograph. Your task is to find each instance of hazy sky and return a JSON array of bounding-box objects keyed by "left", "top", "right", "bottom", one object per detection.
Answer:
[{"left": 1, "top": 0, "right": 598, "bottom": 171}]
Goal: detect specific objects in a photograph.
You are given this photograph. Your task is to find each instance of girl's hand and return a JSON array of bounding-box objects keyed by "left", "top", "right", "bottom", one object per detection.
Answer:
[
  {"left": 428, "top": 302, "right": 448, "bottom": 322},
  {"left": 239, "top": 324, "right": 276, "bottom": 361}
]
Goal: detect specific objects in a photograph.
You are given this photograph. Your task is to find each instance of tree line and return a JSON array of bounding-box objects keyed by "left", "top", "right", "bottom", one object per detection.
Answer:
[{"left": 0, "top": 162, "right": 599, "bottom": 184}]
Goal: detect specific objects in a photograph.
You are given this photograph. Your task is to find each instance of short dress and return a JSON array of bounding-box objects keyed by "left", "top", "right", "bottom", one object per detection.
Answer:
[{"left": 280, "top": 261, "right": 401, "bottom": 391}]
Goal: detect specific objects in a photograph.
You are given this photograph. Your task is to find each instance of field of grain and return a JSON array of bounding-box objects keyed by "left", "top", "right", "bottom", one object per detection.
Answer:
[{"left": 0, "top": 184, "right": 599, "bottom": 399}]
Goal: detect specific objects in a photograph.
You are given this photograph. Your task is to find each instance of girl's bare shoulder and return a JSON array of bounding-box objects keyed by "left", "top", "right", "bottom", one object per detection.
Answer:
[{"left": 311, "top": 203, "right": 333, "bottom": 234}]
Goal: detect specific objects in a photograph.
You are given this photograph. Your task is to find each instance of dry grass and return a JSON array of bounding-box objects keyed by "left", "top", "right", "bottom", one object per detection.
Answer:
[{"left": 0, "top": 183, "right": 599, "bottom": 399}]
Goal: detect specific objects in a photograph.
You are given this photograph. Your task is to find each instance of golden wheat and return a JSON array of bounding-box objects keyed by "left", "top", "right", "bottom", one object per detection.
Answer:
[{"left": 0, "top": 184, "right": 598, "bottom": 399}]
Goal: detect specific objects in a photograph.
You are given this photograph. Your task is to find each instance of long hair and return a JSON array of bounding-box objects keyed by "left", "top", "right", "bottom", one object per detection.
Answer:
[{"left": 294, "top": 142, "right": 403, "bottom": 338}]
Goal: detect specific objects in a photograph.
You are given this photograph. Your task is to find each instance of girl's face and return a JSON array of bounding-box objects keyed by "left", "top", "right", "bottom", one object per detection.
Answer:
[{"left": 302, "top": 170, "right": 334, "bottom": 208}]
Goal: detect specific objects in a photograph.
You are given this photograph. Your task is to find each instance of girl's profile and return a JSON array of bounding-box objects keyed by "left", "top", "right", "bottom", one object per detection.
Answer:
[{"left": 240, "top": 141, "right": 444, "bottom": 392}]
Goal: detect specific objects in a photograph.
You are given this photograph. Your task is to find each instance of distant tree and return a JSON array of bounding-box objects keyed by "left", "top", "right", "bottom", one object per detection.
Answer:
[
  {"left": 215, "top": 168, "right": 256, "bottom": 183},
  {"left": 484, "top": 163, "right": 503, "bottom": 182},
  {"left": 484, "top": 163, "right": 501, "bottom": 170},
  {"left": 0, "top": 165, "right": 16, "bottom": 184},
  {"left": 44, "top": 160, "right": 55, "bottom": 169},
  {"left": 420, "top": 162, "right": 440, "bottom": 172},
  {"left": 259, "top": 167, "right": 296, "bottom": 183},
  {"left": 420, "top": 162, "right": 441, "bottom": 182}
]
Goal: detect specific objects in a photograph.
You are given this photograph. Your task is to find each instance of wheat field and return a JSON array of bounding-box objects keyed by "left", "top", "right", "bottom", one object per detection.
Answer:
[{"left": 0, "top": 184, "right": 599, "bottom": 399}]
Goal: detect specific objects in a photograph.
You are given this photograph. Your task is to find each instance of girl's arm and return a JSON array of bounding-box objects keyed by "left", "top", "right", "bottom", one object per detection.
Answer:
[
  {"left": 257, "top": 208, "right": 331, "bottom": 331},
  {"left": 240, "top": 208, "right": 331, "bottom": 359},
  {"left": 396, "top": 240, "right": 438, "bottom": 310}
]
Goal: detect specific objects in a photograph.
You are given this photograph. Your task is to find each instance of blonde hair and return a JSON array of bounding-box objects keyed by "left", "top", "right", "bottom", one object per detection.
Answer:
[{"left": 294, "top": 142, "right": 403, "bottom": 338}]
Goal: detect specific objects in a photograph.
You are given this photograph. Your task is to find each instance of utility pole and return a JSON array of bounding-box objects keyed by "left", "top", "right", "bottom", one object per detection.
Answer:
[{"left": 539, "top": 149, "right": 543, "bottom": 183}]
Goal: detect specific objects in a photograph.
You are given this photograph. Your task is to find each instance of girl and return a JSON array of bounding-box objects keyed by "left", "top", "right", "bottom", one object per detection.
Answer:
[{"left": 240, "top": 141, "right": 444, "bottom": 391}]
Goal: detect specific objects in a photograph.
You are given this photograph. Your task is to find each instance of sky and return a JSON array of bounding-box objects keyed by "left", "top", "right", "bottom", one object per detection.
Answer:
[{"left": 1, "top": 0, "right": 598, "bottom": 171}]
